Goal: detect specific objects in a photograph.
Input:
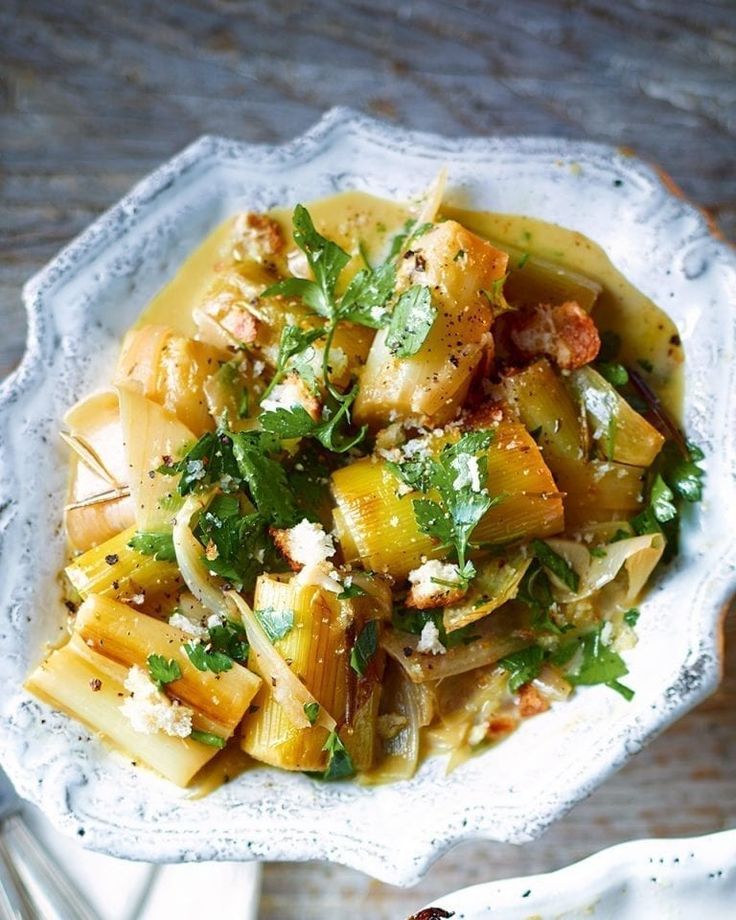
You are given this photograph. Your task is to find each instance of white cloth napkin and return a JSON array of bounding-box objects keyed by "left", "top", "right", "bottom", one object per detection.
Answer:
[{"left": 22, "top": 804, "right": 261, "bottom": 920}]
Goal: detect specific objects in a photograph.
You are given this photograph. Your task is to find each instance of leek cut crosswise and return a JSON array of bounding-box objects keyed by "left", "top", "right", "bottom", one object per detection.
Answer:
[
  {"left": 65, "top": 524, "right": 182, "bottom": 604},
  {"left": 241, "top": 574, "right": 352, "bottom": 771},
  {"left": 332, "top": 420, "right": 564, "bottom": 579},
  {"left": 74, "top": 595, "right": 260, "bottom": 733},
  {"left": 25, "top": 636, "right": 218, "bottom": 787},
  {"left": 32, "top": 190, "right": 690, "bottom": 789},
  {"left": 354, "top": 220, "right": 507, "bottom": 429}
]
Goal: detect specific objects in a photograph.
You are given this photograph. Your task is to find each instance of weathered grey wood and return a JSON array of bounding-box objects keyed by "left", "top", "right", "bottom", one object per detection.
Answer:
[{"left": 1, "top": 1, "right": 734, "bottom": 915}]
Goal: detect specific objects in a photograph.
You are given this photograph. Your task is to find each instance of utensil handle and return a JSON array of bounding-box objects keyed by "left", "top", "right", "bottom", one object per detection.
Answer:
[
  {"left": 0, "top": 834, "right": 33, "bottom": 920},
  {"left": 0, "top": 815, "right": 99, "bottom": 920}
]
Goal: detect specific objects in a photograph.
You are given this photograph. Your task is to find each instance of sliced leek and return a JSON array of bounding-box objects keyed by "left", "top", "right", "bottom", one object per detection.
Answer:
[
  {"left": 118, "top": 388, "right": 194, "bottom": 533},
  {"left": 354, "top": 220, "right": 507, "bottom": 428},
  {"left": 75, "top": 595, "right": 260, "bottom": 733},
  {"left": 570, "top": 366, "right": 664, "bottom": 467},
  {"left": 66, "top": 524, "right": 181, "bottom": 602},
  {"left": 25, "top": 636, "right": 217, "bottom": 787},
  {"left": 443, "top": 549, "right": 531, "bottom": 633},
  {"left": 36, "top": 188, "right": 688, "bottom": 789},
  {"left": 115, "top": 325, "right": 223, "bottom": 435}
]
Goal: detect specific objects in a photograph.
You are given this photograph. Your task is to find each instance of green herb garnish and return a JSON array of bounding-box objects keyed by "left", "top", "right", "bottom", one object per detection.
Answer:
[
  {"left": 321, "top": 730, "right": 355, "bottom": 781},
  {"left": 385, "top": 285, "right": 437, "bottom": 357},
  {"left": 147, "top": 654, "right": 182, "bottom": 689},
  {"left": 392, "top": 431, "right": 499, "bottom": 584},
  {"left": 532, "top": 539, "right": 580, "bottom": 593},
  {"left": 255, "top": 607, "right": 294, "bottom": 643},
  {"left": 350, "top": 620, "right": 378, "bottom": 677},
  {"left": 499, "top": 646, "right": 545, "bottom": 693},
  {"left": 183, "top": 642, "right": 234, "bottom": 674},
  {"left": 190, "top": 730, "right": 226, "bottom": 749},
  {"left": 554, "top": 624, "right": 634, "bottom": 700},
  {"left": 128, "top": 532, "right": 177, "bottom": 562}
]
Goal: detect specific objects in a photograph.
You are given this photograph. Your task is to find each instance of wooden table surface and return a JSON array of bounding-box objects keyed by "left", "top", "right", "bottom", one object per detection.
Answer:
[{"left": 2, "top": 2, "right": 734, "bottom": 916}]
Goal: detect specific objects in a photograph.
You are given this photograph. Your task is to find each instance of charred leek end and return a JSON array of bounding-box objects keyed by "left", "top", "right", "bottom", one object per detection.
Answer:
[
  {"left": 472, "top": 421, "right": 565, "bottom": 545},
  {"left": 354, "top": 220, "right": 507, "bottom": 429},
  {"left": 74, "top": 595, "right": 260, "bottom": 735},
  {"left": 570, "top": 366, "right": 665, "bottom": 467},
  {"left": 341, "top": 654, "right": 384, "bottom": 773},
  {"left": 65, "top": 524, "right": 181, "bottom": 604},
  {"left": 115, "top": 324, "right": 224, "bottom": 435},
  {"left": 25, "top": 636, "right": 217, "bottom": 787},
  {"left": 339, "top": 588, "right": 390, "bottom": 772},
  {"left": 331, "top": 458, "right": 440, "bottom": 578},
  {"left": 118, "top": 388, "right": 193, "bottom": 533},
  {"left": 443, "top": 548, "right": 532, "bottom": 633},
  {"left": 239, "top": 575, "right": 348, "bottom": 772}
]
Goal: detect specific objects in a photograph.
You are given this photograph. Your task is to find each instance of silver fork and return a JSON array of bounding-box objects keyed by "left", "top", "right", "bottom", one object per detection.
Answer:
[{"left": 0, "top": 768, "right": 98, "bottom": 920}]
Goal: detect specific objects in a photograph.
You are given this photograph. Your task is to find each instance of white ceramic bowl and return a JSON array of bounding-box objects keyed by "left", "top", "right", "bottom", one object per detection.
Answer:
[
  {"left": 417, "top": 828, "right": 736, "bottom": 918},
  {"left": 0, "top": 108, "right": 734, "bottom": 886}
]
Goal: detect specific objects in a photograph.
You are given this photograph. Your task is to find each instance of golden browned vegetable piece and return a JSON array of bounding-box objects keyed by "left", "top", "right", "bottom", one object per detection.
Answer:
[{"left": 354, "top": 220, "right": 508, "bottom": 429}]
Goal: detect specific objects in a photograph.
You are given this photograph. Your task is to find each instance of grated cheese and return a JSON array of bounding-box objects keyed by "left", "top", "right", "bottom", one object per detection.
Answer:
[
  {"left": 168, "top": 612, "right": 209, "bottom": 639},
  {"left": 415, "top": 620, "right": 447, "bottom": 656},
  {"left": 120, "top": 666, "right": 193, "bottom": 738}
]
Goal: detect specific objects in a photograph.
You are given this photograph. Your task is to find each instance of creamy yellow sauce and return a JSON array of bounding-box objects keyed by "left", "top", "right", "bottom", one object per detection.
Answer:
[
  {"left": 140, "top": 189, "right": 682, "bottom": 415},
  {"left": 188, "top": 742, "right": 254, "bottom": 798}
]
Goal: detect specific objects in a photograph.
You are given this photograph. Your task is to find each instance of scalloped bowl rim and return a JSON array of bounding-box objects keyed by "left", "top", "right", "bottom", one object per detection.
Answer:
[{"left": 0, "top": 108, "right": 734, "bottom": 886}]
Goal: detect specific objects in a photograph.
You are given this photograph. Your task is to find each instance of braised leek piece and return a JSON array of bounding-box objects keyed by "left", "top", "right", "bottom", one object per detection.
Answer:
[
  {"left": 63, "top": 391, "right": 135, "bottom": 551},
  {"left": 354, "top": 220, "right": 507, "bottom": 428},
  {"left": 115, "top": 325, "right": 223, "bottom": 435},
  {"left": 75, "top": 595, "right": 260, "bottom": 734},
  {"left": 66, "top": 524, "right": 181, "bottom": 603},
  {"left": 331, "top": 459, "right": 440, "bottom": 577},
  {"left": 25, "top": 636, "right": 217, "bottom": 786},
  {"left": 570, "top": 366, "right": 664, "bottom": 467},
  {"left": 239, "top": 575, "right": 348, "bottom": 771},
  {"left": 443, "top": 549, "right": 532, "bottom": 633},
  {"left": 118, "top": 388, "right": 194, "bottom": 533}
]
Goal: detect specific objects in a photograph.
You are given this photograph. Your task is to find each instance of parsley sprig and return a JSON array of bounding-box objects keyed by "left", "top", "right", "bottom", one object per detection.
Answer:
[
  {"left": 183, "top": 618, "right": 249, "bottom": 674},
  {"left": 390, "top": 431, "right": 500, "bottom": 584},
  {"left": 321, "top": 730, "right": 356, "bottom": 781},
  {"left": 350, "top": 620, "right": 379, "bottom": 677},
  {"left": 260, "top": 205, "right": 437, "bottom": 443},
  {"left": 552, "top": 624, "right": 634, "bottom": 700},
  {"left": 259, "top": 385, "right": 365, "bottom": 453},
  {"left": 631, "top": 440, "right": 705, "bottom": 560},
  {"left": 129, "top": 532, "right": 176, "bottom": 562},
  {"left": 147, "top": 655, "right": 182, "bottom": 689}
]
